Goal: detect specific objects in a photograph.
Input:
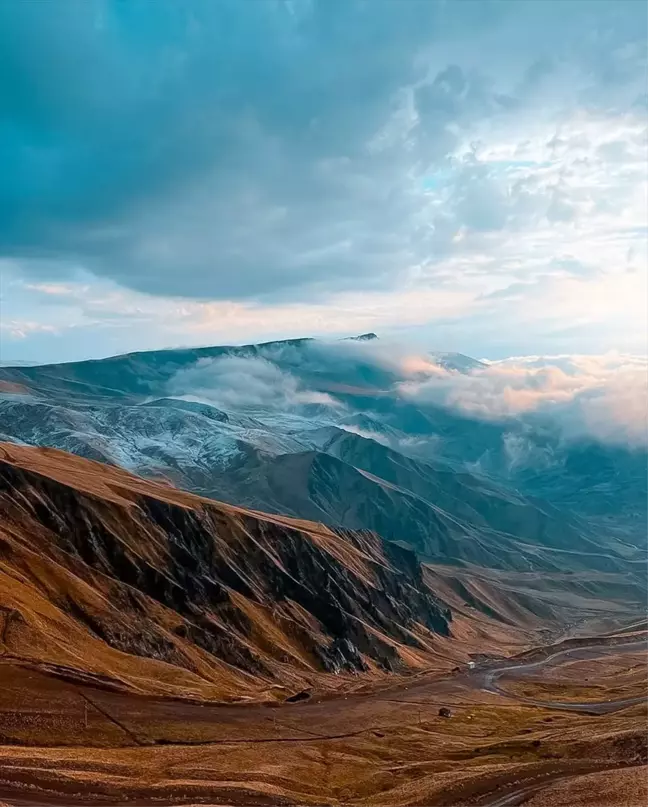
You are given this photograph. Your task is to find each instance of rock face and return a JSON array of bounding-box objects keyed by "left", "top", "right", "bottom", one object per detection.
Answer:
[{"left": 0, "top": 443, "right": 450, "bottom": 701}]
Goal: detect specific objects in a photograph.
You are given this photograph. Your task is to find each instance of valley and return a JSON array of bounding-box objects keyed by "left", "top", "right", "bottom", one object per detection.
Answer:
[
  {"left": 0, "top": 442, "right": 645, "bottom": 806},
  {"left": 0, "top": 339, "right": 646, "bottom": 806},
  {"left": 0, "top": 628, "right": 645, "bottom": 806}
]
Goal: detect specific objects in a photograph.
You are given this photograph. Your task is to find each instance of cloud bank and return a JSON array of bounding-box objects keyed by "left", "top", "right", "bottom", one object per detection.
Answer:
[
  {"left": 399, "top": 352, "right": 648, "bottom": 447},
  {"left": 167, "top": 354, "right": 340, "bottom": 412},
  {"left": 167, "top": 339, "right": 648, "bottom": 449}
]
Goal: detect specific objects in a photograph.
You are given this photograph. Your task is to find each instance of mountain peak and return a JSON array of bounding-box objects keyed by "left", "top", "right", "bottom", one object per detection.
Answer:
[{"left": 344, "top": 332, "right": 378, "bottom": 341}]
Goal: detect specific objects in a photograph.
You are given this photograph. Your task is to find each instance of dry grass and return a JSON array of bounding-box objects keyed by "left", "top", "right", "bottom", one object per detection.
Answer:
[
  {"left": 0, "top": 443, "right": 646, "bottom": 806},
  {"left": 0, "top": 654, "right": 645, "bottom": 806}
]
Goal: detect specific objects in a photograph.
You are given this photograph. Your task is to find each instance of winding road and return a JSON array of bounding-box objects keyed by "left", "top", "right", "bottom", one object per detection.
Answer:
[
  {"left": 466, "top": 637, "right": 648, "bottom": 805},
  {"left": 470, "top": 637, "right": 647, "bottom": 714}
]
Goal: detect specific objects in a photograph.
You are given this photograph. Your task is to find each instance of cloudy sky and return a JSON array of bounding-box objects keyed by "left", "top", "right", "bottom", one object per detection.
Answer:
[{"left": 0, "top": 0, "right": 646, "bottom": 363}]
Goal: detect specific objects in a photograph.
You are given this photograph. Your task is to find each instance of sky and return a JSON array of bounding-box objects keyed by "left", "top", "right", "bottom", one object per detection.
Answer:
[{"left": 0, "top": 0, "right": 646, "bottom": 364}]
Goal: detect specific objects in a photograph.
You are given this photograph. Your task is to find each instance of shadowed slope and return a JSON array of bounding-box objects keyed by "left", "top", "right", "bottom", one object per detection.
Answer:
[{"left": 0, "top": 442, "right": 451, "bottom": 702}]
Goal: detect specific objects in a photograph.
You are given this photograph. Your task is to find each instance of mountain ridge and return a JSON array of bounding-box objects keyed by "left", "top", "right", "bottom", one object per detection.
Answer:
[
  {"left": 0, "top": 337, "right": 645, "bottom": 586},
  {"left": 0, "top": 441, "right": 461, "bottom": 702}
]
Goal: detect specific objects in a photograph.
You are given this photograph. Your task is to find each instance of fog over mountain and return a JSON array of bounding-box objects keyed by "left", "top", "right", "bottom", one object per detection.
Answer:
[
  {"left": 1, "top": 336, "right": 645, "bottom": 580},
  {"left": 165, "top": 338, "right": 648, "bottom": 448}
]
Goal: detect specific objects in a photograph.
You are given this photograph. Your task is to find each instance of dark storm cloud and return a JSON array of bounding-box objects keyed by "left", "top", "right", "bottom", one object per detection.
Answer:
[{"left": 0, "top": 0, "right": 645, "bottom": 301}]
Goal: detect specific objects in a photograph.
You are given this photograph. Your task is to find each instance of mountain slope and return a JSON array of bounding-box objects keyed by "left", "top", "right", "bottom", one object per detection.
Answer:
[
  {"left": 0, "top": 338, "right": 645, "bottom": 584},
  {"left": 0, "top": 442, "right": 455, "bottom": 702},
  {"left": 0, "top": 337, "right": 324, "bottom": 402},
  {"left": 202, "top": 446, "right": 643, "bottom": 576},
  {"left": 1, "top": 394, "right": 640, "bottom": 578}
]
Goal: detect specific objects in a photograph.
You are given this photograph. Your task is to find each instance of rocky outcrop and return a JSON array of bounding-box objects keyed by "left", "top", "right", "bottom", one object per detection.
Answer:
[{"left": 0, "top": 443, "right": 450, "bottom": 700}]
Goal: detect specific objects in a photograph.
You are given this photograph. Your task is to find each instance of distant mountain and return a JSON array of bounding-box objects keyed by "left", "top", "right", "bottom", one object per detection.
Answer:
[
  {"left": 428, "top": 351, "right": 487, "bottom": 372},
  {"left": 344, "top": 332, "right": 378, "bottom": 341},
  {"left": 0, "top": 337, "right": 645, "bottom": 587},
  {"left": 198, "top": 427, "right": 632, "bottom": 572},
  {"left": 0, "top": 359, "right": 43, "bottom": 367}
]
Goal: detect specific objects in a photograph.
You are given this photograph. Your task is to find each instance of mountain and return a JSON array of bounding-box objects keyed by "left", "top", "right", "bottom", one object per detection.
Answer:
[
  {"left": 0, "top": 338, "right": 645, "bottom": 584},
  {"left": 0, "top": 442, "right": 454, "bottom": 701},
  {"left": 0, "top": 347, "right": 646, "bottom": 807},
  {"left": 511, "top": 440, "right": 648, "bottom": 534},
  {"left": 195, "top": 433, "right": 636, "bottom": 574},
  {"left": 428, "top": 351, "right": 487, "bottom": 372}
]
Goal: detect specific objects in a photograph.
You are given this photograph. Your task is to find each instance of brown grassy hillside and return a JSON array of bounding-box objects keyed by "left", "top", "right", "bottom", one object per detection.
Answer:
[
  {"left": 0, "top": 444, "right": 646, "bottom": 806},
  {"left": 0, "top": 442, "right": 460, "bottom": 702}
]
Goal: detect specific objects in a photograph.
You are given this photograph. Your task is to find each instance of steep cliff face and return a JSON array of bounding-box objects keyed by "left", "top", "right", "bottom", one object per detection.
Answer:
[{"left": 0, "top": 443, "right": 450, "bottom": 701}]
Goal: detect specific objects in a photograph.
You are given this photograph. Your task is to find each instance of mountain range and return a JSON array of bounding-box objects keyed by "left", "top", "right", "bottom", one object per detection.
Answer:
[
  {"left": 0, "top": 442, "right": 462, "bottom": 700},
  {"left": 0, "top": 336, "right": 646, "bottom": 806},
  {"left": 1, "top": 336, "right": 644, "bottom": 582}
]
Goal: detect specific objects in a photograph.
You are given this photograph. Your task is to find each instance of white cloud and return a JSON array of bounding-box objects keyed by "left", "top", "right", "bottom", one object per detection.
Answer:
[
  {"left": 167, "top": 355, "right": 340, "bottom": 412},
  {"left": 399, "top": 352, "right": 648, "bottom": 447},
  {"left": 165, "top": 338, "right": 648, "bottom": 449},
  {"left": 0, "top": 319, "right": 59, "bottom": 340}
]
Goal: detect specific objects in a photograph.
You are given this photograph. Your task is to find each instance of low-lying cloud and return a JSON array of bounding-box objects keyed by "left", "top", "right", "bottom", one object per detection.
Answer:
[
  {"left": 166, "top": 339, "right": 647, "bottom": 449},
  {"left": 399, "top": 352, "right": 648, "bottom": 448},
  {"left": 167, "top": 354, "right": 340, "bottom": 412}
]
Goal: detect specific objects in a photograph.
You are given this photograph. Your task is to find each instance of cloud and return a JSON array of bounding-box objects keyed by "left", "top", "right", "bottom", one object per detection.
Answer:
[
  {"left": 23, "top": 282, "right": 87, "bottom": 296},
  {"left": 0, "top": 264, "right": 479, "bottom": 363},
  {"left": 337, "top": 424, "right": 391, "bottom": 447},
  {"left": 564, "top": 369, "right": 648, "bottom": 447},
  {"left": 164, "top": 338, "right": 648, "bottom": 449},
  {"left": 0, "top": 0, "right": 645, "bottom": 310},
  {"left": 399, "top": 352, "right": 648, "bottom": 447},
  {"left": 1, "top": 1, "right": 646, "bottom": 366},
  {"left": 500, "top": 431, "right": 556, "bottom": 474},
  {"left": 167, "top": 354, "right": 340, "bottom": 411},
  {"left": 0, "top": 320, "right": 58, "bottom": 340}
]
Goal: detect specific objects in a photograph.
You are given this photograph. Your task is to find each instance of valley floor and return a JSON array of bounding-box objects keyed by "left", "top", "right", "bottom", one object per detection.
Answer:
[{"left": 0, "top": 633, "right": 645, "bottom": 807}]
